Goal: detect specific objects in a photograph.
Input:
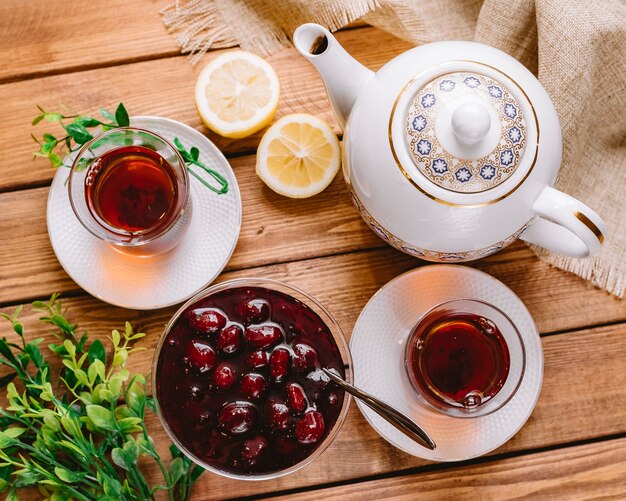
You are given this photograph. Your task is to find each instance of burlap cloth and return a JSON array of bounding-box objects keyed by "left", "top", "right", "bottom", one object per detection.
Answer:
[{"left": 162, "top": 0, "right": 626, "bottom": 297}]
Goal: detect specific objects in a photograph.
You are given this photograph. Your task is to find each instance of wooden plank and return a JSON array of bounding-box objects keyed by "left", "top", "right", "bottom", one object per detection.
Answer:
[
  {"left": 0, "top": 0, "right": 177, "bottom": 83},
  {"left": 0, "top": 27, "right": 413, "bottom": 191},
  {"left": 3, "top": 293, "right": 626, "bottom": 499},
  {"left": 272, "top": 437, "right": 626, "bottom": 500},
  {"left": 0, "top": 165, "right": 623, "bottom": 332}
]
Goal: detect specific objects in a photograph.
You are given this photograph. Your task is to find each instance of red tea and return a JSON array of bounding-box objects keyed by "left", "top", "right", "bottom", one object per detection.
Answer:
[
  {"left": 408, "top": 312, "right": 510, "bottom": 409},
  {"left": 85, "top": 145, "right": 178, "bottom": 233}
]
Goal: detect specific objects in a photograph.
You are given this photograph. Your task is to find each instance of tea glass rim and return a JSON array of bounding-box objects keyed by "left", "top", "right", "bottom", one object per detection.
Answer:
[
  {"left": 150, "top": 277, "right": 353, "bottom": 481},
  {"left": 404, "top": 297, "right": 526, "bottom": 418},
  {"left": 67, "top": 126, "right": 190, "bottom": 246}
]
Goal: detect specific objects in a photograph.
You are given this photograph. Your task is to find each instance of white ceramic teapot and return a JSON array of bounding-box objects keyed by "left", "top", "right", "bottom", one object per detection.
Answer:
[{"left": 293, "top": 24, "right": 606, "bottom": 262}]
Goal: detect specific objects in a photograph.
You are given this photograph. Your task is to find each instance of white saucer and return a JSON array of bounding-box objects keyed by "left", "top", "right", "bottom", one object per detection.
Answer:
[
  {"left": 350, "top": 265, "right": 543, "bottom": 461},
  {"left": 47, "top": 116, "right": 242, "bottom": 310}
]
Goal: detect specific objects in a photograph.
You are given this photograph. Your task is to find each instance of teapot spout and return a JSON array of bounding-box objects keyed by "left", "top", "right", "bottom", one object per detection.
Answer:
[{"left": 294, "top": 23, "right": 374, "bottom": 127}]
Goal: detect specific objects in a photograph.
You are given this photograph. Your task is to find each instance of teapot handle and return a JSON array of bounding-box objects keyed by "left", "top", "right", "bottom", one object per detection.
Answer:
[{"left": 519, "top": 186, "right": 606, "bottom": 258}]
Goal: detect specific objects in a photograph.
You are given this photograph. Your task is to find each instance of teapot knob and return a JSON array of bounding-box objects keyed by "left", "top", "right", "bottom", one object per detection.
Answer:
[{"left": 451, "top": 101, "right": 491, "bottom": 145}]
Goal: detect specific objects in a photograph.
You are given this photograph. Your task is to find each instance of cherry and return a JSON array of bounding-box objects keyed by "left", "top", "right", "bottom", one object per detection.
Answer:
[
  {"left": 244, "top": 324, "right": 282, "bottom": 349},
  {"left": 285, "top": 383, "right": 307, "bottom": 415},
  {"left": 292, "top": 343, "right": 318, "bottom": 373},
  {"left": 240, "top": 373, "right": 267, "bottom": 401},
  {"left": 217, "top": 324, "right": 243, "bottom": 354},
  {"left": 241, "top": 436, "right": 269, "bottom": 467},
  {"left": 184, "top": 339, "right": 216, "bottom": 374},
  {"left": 218, "top": 401, "right": 258, "bottom": 436},
  {"left": 247, "top": 350, "right": 269, "bottom": 369},
  {"left": 269, "top": 348, "right": 290, "bottom": 382},
  {"left": 187, "top": 308, "right": 227, "bottom": 334},
  {"left": 242, "top": 298, "right": 270, "bottom": 324},
  {"left": 273, "top": 434, "right": 298, "bottom": 455},
  {"left": 328, "top": 392, "right": 339, "bottom": 406},
  {"left": 188, "top": 385, "right": 203, "bottom": 401},
  {"left": 295, "top": 411, "right": 325, "bottom": 445},
  {"left": 265, "top": 401, "right": 291, "bottom": 431},
  {"left": 213, "top": 363, "right": 237, "bottom": 390}
]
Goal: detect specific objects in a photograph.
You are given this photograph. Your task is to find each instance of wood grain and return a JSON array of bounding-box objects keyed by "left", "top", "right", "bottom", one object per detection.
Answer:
[
  {"left": 0, "top": 166, "right": 623, "bottom": 333},
  {"left": 2, "top": 5, "right": 624, "bottom": 500},
  {"left": 0, "top": 27, "right": 413, "bottom": 192},
  {"left": 271, "top": 436, "right": 626, "bottom": 500},
  {"left": 0, "top": 0, "right": 177, "bottom": 83},
  {"left": 3, "top": 297, "right": 625, "bottom": 499}
]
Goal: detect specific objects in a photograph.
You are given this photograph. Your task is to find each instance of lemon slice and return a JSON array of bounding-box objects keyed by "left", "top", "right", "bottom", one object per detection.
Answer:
[
  {"left": 256, "top": 114, "right": 341, "bottom": 198},
  {"left": 195, "top": 50, "right": 280, "bottom": 138}
]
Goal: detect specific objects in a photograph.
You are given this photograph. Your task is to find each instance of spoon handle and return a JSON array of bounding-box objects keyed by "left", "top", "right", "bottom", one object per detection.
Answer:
[{"left": 322, "top": 368, "right": 436, "bottom": 450}]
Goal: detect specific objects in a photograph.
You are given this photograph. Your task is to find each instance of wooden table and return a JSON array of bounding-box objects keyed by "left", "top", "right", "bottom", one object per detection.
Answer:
[{"left": 1, "top": 1, "right": 625, "bottom": 499}]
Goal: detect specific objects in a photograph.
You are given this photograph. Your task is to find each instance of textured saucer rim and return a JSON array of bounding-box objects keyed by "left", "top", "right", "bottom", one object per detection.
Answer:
[
  {"left": 350, "top": 264, "right": 543, "bottom": 462},
  {"left": 46, "top": 116, "right": 242, "bottom": 310}
]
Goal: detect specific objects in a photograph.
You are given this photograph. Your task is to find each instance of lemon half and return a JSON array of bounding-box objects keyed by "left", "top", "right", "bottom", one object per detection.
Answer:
[
  {"left": 256, "top": 114, "right": 341, "bottom": 198},
  {"left": 195, "top": 50, "right": 280, "bottom": 138}
]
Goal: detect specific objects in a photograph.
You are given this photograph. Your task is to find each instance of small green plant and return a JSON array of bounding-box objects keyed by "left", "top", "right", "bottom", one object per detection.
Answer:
[
  {"left": 0, "top": 295, "right": 204, "bottom": 500},
  {"left": 32, "top": 103, "right": 228, "bottom": 194}
]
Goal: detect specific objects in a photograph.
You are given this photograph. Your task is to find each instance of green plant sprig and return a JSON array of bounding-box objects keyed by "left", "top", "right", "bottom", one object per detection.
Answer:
[
  {"left": 0, "top": 295, "right": 204, "bottom": 500},
  {"left": 31, "top": 104, "right": 130, "bottom": 168},
  {"left": 32, "top": 103, "right": 229, "bottom": 195}
]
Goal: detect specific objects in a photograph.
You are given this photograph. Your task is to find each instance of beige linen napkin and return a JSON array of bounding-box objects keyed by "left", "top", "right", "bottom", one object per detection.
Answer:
[{"left": 162, "top": 0, "right": 626, "bottom": 297}]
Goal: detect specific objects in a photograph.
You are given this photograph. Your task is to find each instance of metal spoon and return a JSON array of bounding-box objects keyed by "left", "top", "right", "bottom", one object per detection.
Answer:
[{"left": 322, "top": 367, "right": 436, "bottom": 450}]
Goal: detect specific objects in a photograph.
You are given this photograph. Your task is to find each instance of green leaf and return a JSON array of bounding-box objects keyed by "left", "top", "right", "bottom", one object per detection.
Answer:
[
  {"left": 189, "top": 463, "right": 205, "bottom": 484},
  {"left": 190, "top": 146, "right": 200, "bottom": 161},
  {"left": 115, "top": 103, "right": 130, "bottom": 127},
  {"left": 43, "top": 133, "right": 57, "bottom": 142},
  {"left": 40, "top": 141, "right": 56, "bottom": 154},
  {"left": 146, "top": 396, "right": 156, "bottom": 413},
  {"left": 14, "top": 467, "right": 42, "bottom": 488},
  {"left": 44, "top": 112, "right": 64, "bottom": 122},
  {"left": 4, "top": 428, "right": 26, "bottom": 439},
  {"left": 0, "top": 431, "right": 17, "bottom": 447},
  {"left": 6, "top": 487, "right": 18, "bottom": 501},
  {"left": 93, "top": 359, "right": 106, "bottom": 381},
  {"left": 123, "top": 439, "right": 139, "bottom": 463},
  {"left": 73, "top": 116, "right": 100, "bottom": 127},
  {"left": 24, "top": 344, "right": 44, "bottom": 368},
  {"left": 111, "top": 329, "right": 120, "bottom": 348},
  {"left": 88, "top": 339, "right": 106, "bottom": 364},
  {"left": 58, "top": 440, "right": 87, "bottom": 459},
  {"left": 168, "top": 457, "right": 187, "bottom": 484},
  {"left": 49, "top": 152, "right": 63, "bottom": 168},
  {"left": 54, "top": 466, "right": 81, "bottom": 483},
  {"left": 169, "top": 443, "right": 182, "bottom": 459},
  {"left": 0, "top": 339, "right": 18, "bottom": 366},
  {"left": 63, "top": 339, "right": 76, "bottom": 357},
  {"left": 117, "top": 417, "right": 142, "bottom": 434},
  {"left": 51, "top": 491, "right": 72, "bottom": 501},
  {"left": 86, "top": 404, "right": 116, "bottom": 430},
  {"left": 111, "top": 447, "right": 130, "bottom": 470},
  {"left": 32, "top": 114, "right": 45, "bottom": 125},
  {"left": 74, "top": 369, "right": 89, "bottom": 386},
  {"left": 126, "top": 376, "right": 146, "bottom": 414},
  {"left": 65, "top": 123, "right": 93, "bottom": 145},
  {"left": 99, "top": 108, "right": 116, "bottom": 122}
]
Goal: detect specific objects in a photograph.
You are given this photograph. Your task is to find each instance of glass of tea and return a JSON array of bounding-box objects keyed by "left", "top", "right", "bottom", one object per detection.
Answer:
[
  {"left": 68, "top": 128, "right": 191, "bottom": 256},
  {"left": 405, "top": 299, "right": 525, "bottom": 418}
]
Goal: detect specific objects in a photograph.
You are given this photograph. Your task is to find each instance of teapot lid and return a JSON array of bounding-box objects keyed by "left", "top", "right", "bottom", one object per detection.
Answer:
[{"left": 400, "top": 70, "right": 529, "bottom": 195}]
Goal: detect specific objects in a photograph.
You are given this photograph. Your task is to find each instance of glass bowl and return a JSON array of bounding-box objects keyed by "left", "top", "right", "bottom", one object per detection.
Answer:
[
  {"left": 405, "top": 298, "right": 525, "bottom": 418},
  {"left": 151, "top": 278, "right": 352, "bottom": 481}
]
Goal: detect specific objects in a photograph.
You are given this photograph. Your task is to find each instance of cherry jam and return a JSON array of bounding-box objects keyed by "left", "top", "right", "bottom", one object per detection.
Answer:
[
  {"left": 85, "top": 145, "right": 177, "bottom": 233},
  {"left": 407, "top": 312, "right": 510, "bottom": 410},
  {"left": 155, "top": 287, "right": 346, "bottom": 476}
]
